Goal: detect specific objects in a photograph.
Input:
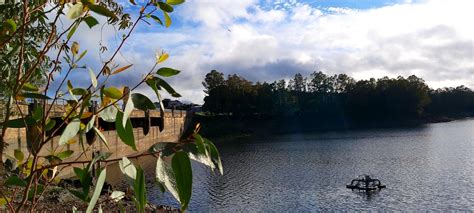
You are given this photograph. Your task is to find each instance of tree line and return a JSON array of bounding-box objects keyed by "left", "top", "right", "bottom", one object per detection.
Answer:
[{"left": 202, "top": 70, "right": 474, "bottom": 123}]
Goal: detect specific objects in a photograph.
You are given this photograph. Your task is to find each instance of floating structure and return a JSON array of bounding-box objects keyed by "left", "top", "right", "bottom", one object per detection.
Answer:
[{"left": 346, "top": 175, "right": 386, "bottom": 191}]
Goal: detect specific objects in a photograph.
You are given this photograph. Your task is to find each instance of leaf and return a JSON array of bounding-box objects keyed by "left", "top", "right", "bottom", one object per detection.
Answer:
[
  {"left": 111, "top": 64, "right": 133, "bottom": 75},
  {"left": 86, "top": 168, "right": 106, "bottom": 213},
  {"left": 89, "top": 68, "right": 97, "bottom": 88},
  {"left": 93, "top": 127, "right": 109, "bottom": 149},
  {"left": 167, "top": 0, "right": 185, "bottom": 5},
  {"left": 205, "top": 139, "right": 223, "bottom": 175},
  {"left": 5, "top": 117, "right": 36, "bottom": 128},
  {"left": 77, "top": 50, "right": 88, "bottom": 62},
  {"left": 164, "top": 11, "right": 172, "bottom": 28},
  {"left": 171, "top": 151, "right": 193, "bottom": 211},
  {"left": 57, "top": 150, "right": 74, "bottom": 160},
  {"left": 87, "top": 152, "right": 112, "bottom": 172},
  {"left": 85, "top": 115, "right": 96, "bottom": 132},
  {"left": 22, "top": 83, "right": 38, "bottom": 91},
  {"left": 103, "top": 87, "right": 123, "bottom": 99},
  {"left": 59, "top": 119, "right": 81, "bottom": 145},
  {"left": 116, "top": 111, "right": 136, "bottom": 150},
  {"left": 5, "top": 19, "right": 17, "bottom": 32},
  {"left": 98, "top": 106, "right": 117, "bottom": 122},
  {"left": 156, "top": 52, "right": 169, "bottom": 64},
  {"left": 156, "top": 67, "right": 180, "bottom": 77},
  {"left": 45, "top": 119, "right": 56, "bottom": 131},
  {"left": 84, "top": 16, "right": 99, "bottom": 28},
  {"left": 68, "top": 22, "right": 79, "bottom": 40},
  {"left": 122, "top": 95, "right": 134, "bottom": 128},
  {"left": 67, "top": 2, "right": 84, "bottom": 20},
  {"left": 45, "top": 155, "right": 63, "bottom": 165},
  {"left": 131, "top": 93, "right": 156, "bottom": 111},
  {"left": 21, "top": 93, "right": 51, "bottom": 100},
  {"left": 71, "top": 88, "right": 87, "bottom": 96},
  {"left": 5, "top": 175, "right": 27, "bottom": 187},
  {"left": 134, "top": 167, "right": 147, "bottom": 213},
  {"left": 158, "top": 2, "right": 174, "bottom": 12},
  {"left": 32, "top": 107, "right": 43, "bottom": 121},
  {"left": 129, "top": 0, "right": 136, "bottom": 5},
  {"left": 119, "top": 157, "right": 136, "bottom": 184},
  {"left": 110, "top": 191, "right": 125, "bottom": 202},
  {"left": 14, "top": 149, "right": 24, "bottom": 162},
  {"left": 155, "top": 76, "right": 181, "bottom": 97},
  {"left": 88, "top": 4, "right": 117, "bottom": 19},
  {"left": 150, "top": 15, "right": 163, "bottom": 26},
  {"left": 155, "top": 155, "right": 179, "bottom": 201},
  {"left": 0, "top": 198, "right": 11, "bottom": 207}
]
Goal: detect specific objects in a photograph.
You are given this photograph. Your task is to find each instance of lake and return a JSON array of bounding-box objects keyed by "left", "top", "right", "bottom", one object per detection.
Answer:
[{"left": 149, "top": 119, "right": 474, "bottom": 211}]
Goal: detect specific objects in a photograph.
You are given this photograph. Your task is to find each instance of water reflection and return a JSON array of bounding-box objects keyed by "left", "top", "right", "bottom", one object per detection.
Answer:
[{"left": 146, "top": 119, "right": 474, "bottom": 211}]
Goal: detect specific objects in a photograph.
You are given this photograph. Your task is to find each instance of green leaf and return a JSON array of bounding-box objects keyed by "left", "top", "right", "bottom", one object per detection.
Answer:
[
  {"left": 67, "top": 2, "right": 84, "bottom": 19},
  {"left": 167, "top": 0, "right": 185, "bottom": 5},
  {"left": 103, "top": 87, "right": 122, "bottom": 99},
  {"left": 164, "top": 11, "right": 172, "bottom": 28},
  {"left": 119, "top": 157, "right": 136, "bottom": 184},
  {"left": 115, "top": 111, "right": 136, "bottom": 150},
  {"left": 158, "top": 2, "right": 174, "bottom": 12},
  {"left": 45, "top": 119, "right": 56, "bottom": 131},
  {"left": 21, "top": 93, "right": 51, "bottom": 100},
  {"left": 93, "top": 127, "right": 109, "bottom": 149},
  {"left": 67, "top": 22, "right": 80, "bottom": 40},
  {"left": 77, "top": 50, "right": 88, "bottom": 62},
  {"left": 59, "top": 119, "right": 81, "bottom": 145},
  {"left": 5, "top": 19, "right": 17, "bottom": 32},
  {"left": 150, "top": 15, "right": 163, "bottom": 26},
  {"left": 131, "top": 93, "right": 156, "bottom": 111},
  {"left": 14, "top": 149, "right": 24, "bottom": 162},
  {"left": 86, "top": 168, "right": 106, "bottom": 213},
  {"left": 172, "top": 151, "right": 192, "bottom": 211},
  {"left": 71, "top": 88, "right": 87, "bottom": 96},
  {"left": 88, "top": 4, "right": 117, "bottom": 19},
  {"left": 134, "top": 167, "right": 147, "bottom": 213},
  {"left": 205, "top": 139, "right": 223, "bottom": 175},
  {"left": 56, "top": 150, "right": 74, "bottom": 160},
  {"left": 4, "top": 117, "right": 36, "bottom": 128},
  {"left": 155, "top": 76, "right": 181, "bottom": 97},
  {"left": 22, "top": 83, "right": 38, "bottom": 91},
  {"left": 84, "top": 16, "right": 99, "bottom": 28},
  {"left": 5, "top": 175, "right": 27, "bottom": 187},
  {"left": 45, "top": 155, "right": 63, "bottom": 165},
  {"left": 98, "top": 106, "right": 117, "bottom": 122},
  {"left": 89, "top": 68, "right": 97, "bottom": 88},
  {"left": 156, "top": 67, "right": 180, "bottom": 77},
  {"left": 27, "top": 185, "right": 44, "bottom": 200},
  {"left": 32, "top": 107, "right": 43, "bottom": 121}
]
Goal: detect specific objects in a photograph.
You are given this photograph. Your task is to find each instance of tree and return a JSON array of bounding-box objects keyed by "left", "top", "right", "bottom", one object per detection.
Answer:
[
  {"left": 0, "top": 1, "right": 222, "bottom": 212},
  {"left": 202, "top": 70, "right": 225, "bottom": 94}
]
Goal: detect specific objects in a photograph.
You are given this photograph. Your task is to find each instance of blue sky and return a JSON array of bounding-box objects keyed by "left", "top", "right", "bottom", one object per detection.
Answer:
[{"left": 62, "top": 0, "right": 473, "bottom": 104}]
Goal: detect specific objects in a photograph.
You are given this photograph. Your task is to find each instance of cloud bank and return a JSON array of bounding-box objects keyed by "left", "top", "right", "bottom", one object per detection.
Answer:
[{"left": 69, "top": 0, "right": 474, "bottom": 104}]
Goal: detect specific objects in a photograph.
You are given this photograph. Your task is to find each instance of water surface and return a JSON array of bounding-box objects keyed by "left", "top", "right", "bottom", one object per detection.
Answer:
[{"left": 149, "top": 119, "right": 474, "bottom": 211}]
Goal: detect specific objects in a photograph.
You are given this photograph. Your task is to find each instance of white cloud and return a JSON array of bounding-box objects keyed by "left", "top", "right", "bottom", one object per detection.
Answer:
[{"left": 70, "top": 0, "right": 473, "bottom": 104}]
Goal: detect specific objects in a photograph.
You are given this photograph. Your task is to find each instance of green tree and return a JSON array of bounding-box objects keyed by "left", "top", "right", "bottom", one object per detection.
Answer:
[
  {"left": 0, "top": 1, "right": 222, "bottom": 212},
  {"left": 202, "top": 70, "right": 225, "bottom": 94}
]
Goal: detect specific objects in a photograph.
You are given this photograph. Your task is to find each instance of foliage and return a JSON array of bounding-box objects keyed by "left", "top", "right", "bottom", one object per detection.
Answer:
[
  {"left": 0, "top": 0, "right": 222, "bottom": 212},
  {"left": 203, "top": 70, "right": 473, "bottom": 122}
]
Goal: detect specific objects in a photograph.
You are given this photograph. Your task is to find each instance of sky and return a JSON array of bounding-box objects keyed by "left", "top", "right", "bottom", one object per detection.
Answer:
[{"left": 62, "top": 0, "right": 474, "bottom": 104}]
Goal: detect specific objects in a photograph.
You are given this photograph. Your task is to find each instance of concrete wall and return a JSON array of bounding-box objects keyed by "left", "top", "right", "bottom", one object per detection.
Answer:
[{"left": 3, "top": 109, "right": 188, "bottom": 176}]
